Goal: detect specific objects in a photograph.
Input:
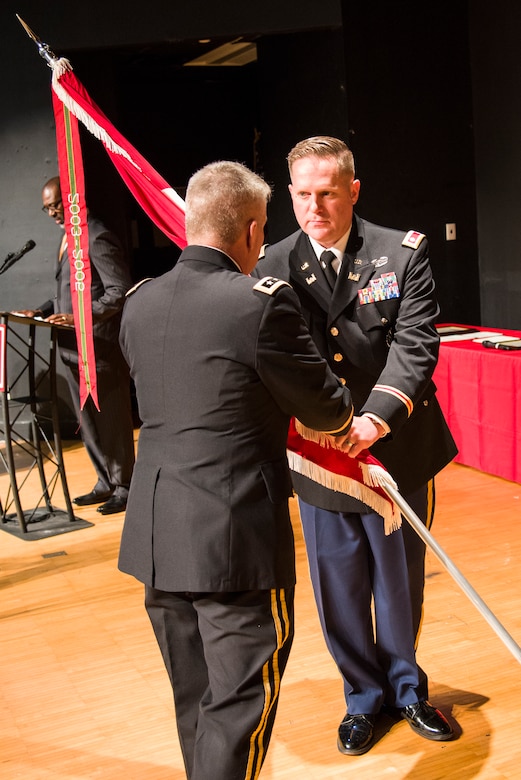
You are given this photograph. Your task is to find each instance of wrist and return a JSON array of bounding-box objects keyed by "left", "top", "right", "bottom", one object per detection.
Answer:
[
  {"left": 363, "top": 413, "right": 389, "bottom": 438},
  {"left": 371, "top": 420, "right": 385, "bottom": 438}
]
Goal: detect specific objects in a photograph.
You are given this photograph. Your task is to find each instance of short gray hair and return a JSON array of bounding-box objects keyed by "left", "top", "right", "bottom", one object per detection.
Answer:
[
  {"left": 185, "top": 161, "right": 271, "bottom": 245},
  {"left": 287, "top": 136, "right": 355, "bottom": 179}
]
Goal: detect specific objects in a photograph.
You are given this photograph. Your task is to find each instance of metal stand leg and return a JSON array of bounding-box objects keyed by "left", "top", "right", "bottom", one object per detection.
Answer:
[{"left": 0, "top": 313, "right": 93, "bottom": 539}]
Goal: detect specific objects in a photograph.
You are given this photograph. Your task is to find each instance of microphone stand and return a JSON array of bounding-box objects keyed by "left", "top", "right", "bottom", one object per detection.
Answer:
[
  {"left": 0, "top": 243, "right": 35, "bottom": 275},
  {"left": 0, "top": 252, "right": 17, "bottom": 275}
]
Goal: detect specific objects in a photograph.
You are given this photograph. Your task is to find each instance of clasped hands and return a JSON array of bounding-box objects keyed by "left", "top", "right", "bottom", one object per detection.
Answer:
[{"left": 327, "top": 415, "right": 384, "bottom": 457}]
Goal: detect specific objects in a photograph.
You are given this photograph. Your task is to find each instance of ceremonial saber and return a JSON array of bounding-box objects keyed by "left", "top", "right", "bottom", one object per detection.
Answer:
[{"left": 382, "top": 481, "right": 521, "bottom": 665}]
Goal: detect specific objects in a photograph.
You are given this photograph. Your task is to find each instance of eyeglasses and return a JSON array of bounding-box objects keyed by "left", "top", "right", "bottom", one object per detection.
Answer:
[{"left": 41, "top": 199, "right": 62, "bottom": 214}]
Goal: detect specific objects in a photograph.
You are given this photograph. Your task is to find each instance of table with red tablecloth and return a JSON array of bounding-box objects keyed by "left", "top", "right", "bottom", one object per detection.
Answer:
[{"left": 433, "top": 324, "right": 521, "bottom": 484}]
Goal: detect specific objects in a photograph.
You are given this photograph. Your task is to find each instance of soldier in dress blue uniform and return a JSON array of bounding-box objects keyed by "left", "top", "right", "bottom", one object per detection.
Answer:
[{"left": 255, "top": 137, "right": 458, "bottom": 755}]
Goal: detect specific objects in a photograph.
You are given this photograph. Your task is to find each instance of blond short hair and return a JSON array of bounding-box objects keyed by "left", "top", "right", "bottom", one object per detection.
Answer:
[
  {"left": 287, "top": 136, "right": 355, "bottom": 179},
  {"left": 185, "top": 161, "right": 271, "bottom": 245}
]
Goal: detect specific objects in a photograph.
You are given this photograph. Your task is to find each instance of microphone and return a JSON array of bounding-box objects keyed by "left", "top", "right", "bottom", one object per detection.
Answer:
[{"left": 0, "top": 240, "right": 36, "bottom": 274}]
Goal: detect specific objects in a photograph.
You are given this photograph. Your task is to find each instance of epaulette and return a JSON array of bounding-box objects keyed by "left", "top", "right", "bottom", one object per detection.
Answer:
[
  {"left": 125, "top": 278, "right": 154, "bottom": 297},
  {"left": 252, "top": 276, "right": 290, "bottom": 296},
  {"left": 402, "top": 230, "right": 425, "bottom": 250}
]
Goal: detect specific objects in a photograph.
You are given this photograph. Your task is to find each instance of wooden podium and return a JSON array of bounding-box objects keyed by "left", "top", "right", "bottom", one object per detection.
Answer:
[{"left": 0, "top": 312, "right": 93, "bottom": 539}]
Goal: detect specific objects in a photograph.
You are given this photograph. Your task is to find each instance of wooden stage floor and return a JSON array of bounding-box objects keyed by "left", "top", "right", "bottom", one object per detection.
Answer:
[{"left": 1, "top": 434, "right": 520, "bottom": 778}]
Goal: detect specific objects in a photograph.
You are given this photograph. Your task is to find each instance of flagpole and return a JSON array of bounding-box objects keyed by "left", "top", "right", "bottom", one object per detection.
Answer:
[
  {"left": 16, "top": 15, "right": 58, "bottom": 67},
  {"left": 382, "top": 481, "right": 521, "bottom": 665}
]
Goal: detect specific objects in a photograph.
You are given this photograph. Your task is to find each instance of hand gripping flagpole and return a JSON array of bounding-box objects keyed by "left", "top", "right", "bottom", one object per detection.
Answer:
[
  {"left": 288, "top": 421, "right": 521, "bottom": 665},
  {"left": 381, "top": 480, "right": 521, "bottom": 665}
]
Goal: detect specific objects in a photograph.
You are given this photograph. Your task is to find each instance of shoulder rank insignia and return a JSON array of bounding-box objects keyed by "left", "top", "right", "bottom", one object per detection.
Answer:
[
  {"left": 252, "top": 276, "right": 290, "bottom": 295},
  {"left": 402, "top": 230, "right": 425, "bottom": 250},
  {"left": 125, "top": 278, "right": 153, "bottom": 297}
]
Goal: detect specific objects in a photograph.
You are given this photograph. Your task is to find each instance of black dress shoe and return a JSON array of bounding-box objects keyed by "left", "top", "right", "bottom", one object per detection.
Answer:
[
  {"left": 73, "top": 488, "right": 113, "bottom": 506},
  {"left": 401, "top": 701, "right": 454, "bottom": 741},
  {"left": 337, "top": 713, "right": 375, "bottom": 755},
  {"left": 97, "top": 495, "right": 127, "bottom": 515}
]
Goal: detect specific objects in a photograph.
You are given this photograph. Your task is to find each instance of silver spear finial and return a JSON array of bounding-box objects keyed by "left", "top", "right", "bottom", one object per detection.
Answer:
[{"left": 16, "top": 14, "right": 58, "bottom": 68}]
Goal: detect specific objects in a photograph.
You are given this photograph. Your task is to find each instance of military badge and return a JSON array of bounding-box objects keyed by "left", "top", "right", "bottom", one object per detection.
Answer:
[
  {"left": 358, "top": 271, "right": 400, "bottom": 305},
  {"left": 252, "top": 277, "right": 289, "bottom": 295},
  {"left": 402, "top": 230, "right": 425, "bottom": 249}
]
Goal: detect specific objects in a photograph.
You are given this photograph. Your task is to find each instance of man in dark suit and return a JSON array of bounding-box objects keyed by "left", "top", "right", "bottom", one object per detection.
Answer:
[
  {"left": 16, "top": 176, "right": 135, "bottom": 515},
  {"left": 118, "top": 160, "right": 355, "bottom": 780},
  {"left": 255, "top": 137, "right": 457, "bottom": 754}
]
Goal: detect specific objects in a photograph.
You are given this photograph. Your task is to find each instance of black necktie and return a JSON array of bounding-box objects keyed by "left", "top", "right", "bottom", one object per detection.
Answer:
[{"left": 320, "top": 250, "right": 338, "bottom": 290}]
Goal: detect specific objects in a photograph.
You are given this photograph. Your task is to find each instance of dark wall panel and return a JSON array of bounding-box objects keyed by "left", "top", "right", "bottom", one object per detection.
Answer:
[
  {"left": 470, "top": 0, "right": 521, "bottom": 329},
  {"left": 340, "top": 0, "right": 480, "bottom": 326},
  {"left": 256, "top": 29, "right": 350, "bottom": 242}
]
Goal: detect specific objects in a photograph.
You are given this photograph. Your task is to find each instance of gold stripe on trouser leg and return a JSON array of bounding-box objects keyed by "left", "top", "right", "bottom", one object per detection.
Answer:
[
  {"left": 426, "top": 478, "right": 435, "bottom": 530},
  {"left": 245, "top": 589, "right": 291, "bottom": 780}
]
